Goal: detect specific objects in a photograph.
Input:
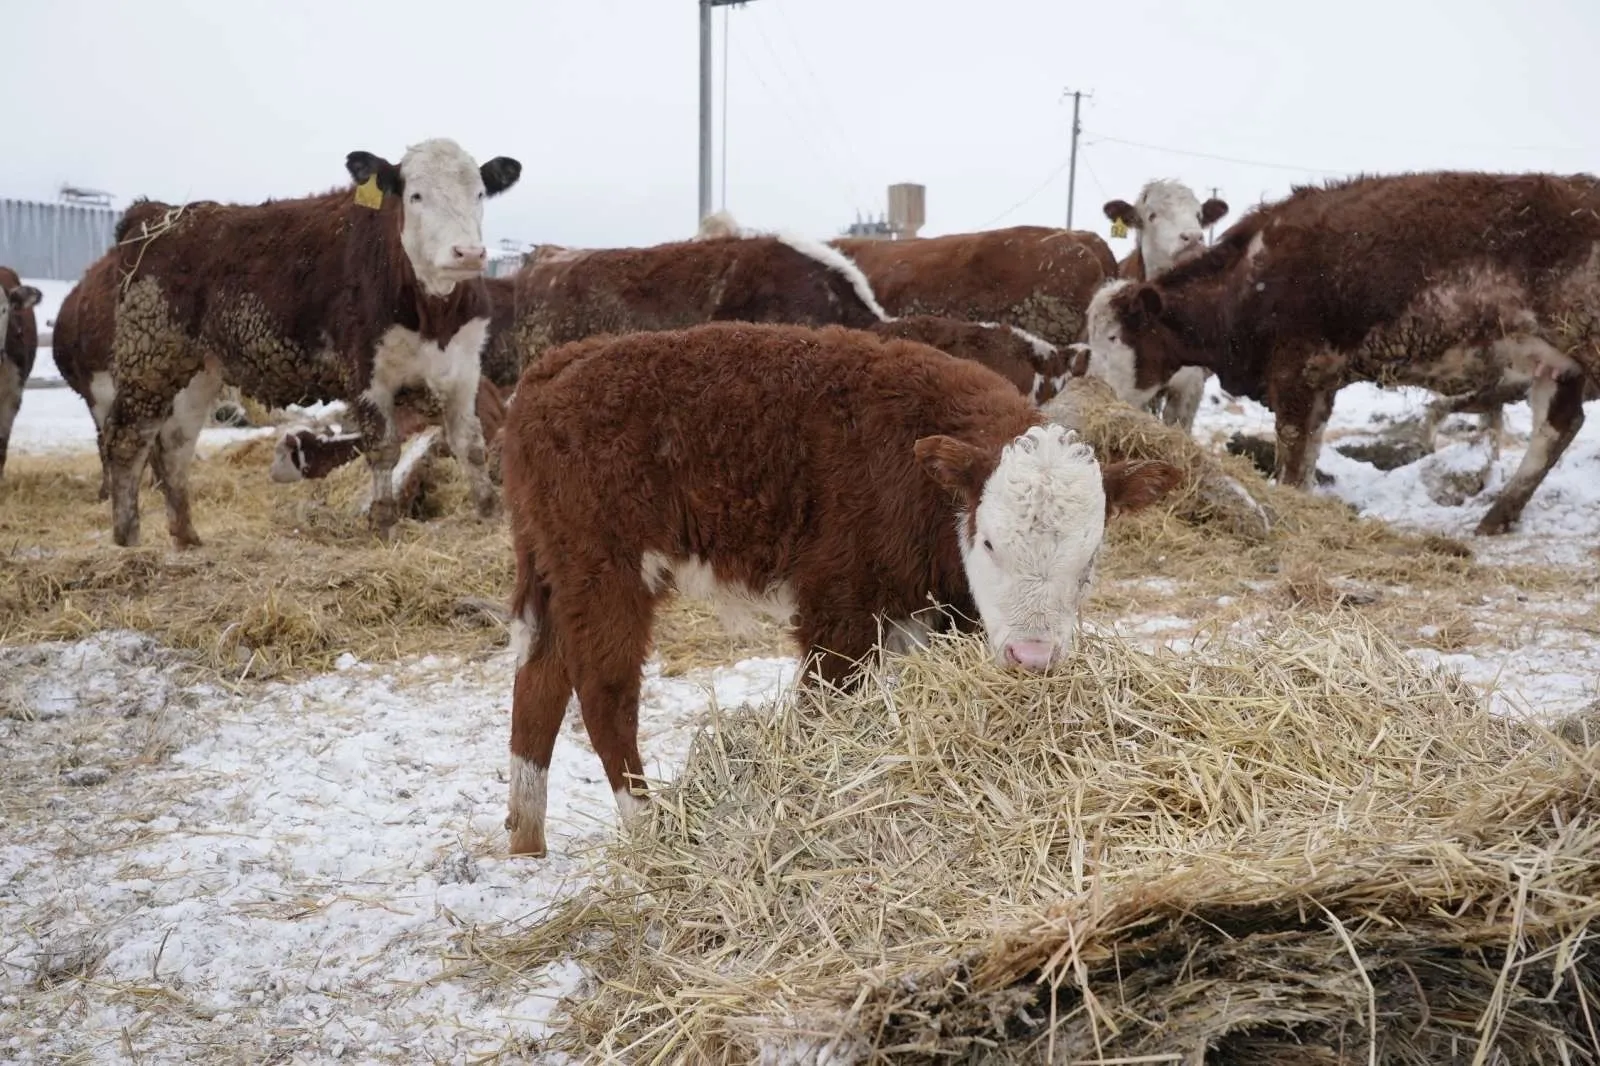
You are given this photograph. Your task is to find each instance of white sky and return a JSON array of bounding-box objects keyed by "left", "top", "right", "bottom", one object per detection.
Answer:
[{"left": 5, "top": 0, "right": 1597, "bottom": 255}]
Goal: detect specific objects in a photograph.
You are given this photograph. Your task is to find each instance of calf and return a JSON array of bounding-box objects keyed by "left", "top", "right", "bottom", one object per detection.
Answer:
[
  {"left": 1086, "top": 171, "right": 1600, "bottom": 534},
  {"left": 499, "top": 321, "right": 1180, "bottom": 856},
  {"left": 99, "top": 138, "right": 521, "bottom": 547},
  {"left": 501, "top": 229, "right": 887, "bottom": 376},
  {"left": 0, "top": 267, "right": 43, "bottom": 478},
  {"left": 830, "top": 225, "right": 1117, "bottom": 351},
  {"left": 867, "top": 315, "right": 1072, "bottom": 404},
  {"left": 1101, "top": 180, "right": 1231, "bottom": 432}
]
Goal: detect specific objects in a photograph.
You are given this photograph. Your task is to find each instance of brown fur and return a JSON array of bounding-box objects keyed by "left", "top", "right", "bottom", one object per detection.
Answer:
[
  {"left": 499, "top": 321, "right": 1173, "bottom": 856},
  {"left": 830, "top": 226, "right": 1117, "bottom": 348},
  {"left": 98, "top": 151, "right": 517, "bottom": 549},
  {"left": 1108, "top": 171, "right": 1600, "bottom": 533},
  {"left": 866, "top": 315, "right": 1070, "bottom": 403},
  {"left": 1, "top": 266, "right": 42, "bottom": 478},
  {"left": 500, "top": 234, "right": 884, "bottom": 378}
]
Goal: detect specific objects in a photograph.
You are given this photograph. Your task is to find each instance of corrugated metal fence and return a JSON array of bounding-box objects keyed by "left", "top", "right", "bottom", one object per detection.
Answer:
[{"left": 0, "top": 198, "right": 118, "bottom": 281}]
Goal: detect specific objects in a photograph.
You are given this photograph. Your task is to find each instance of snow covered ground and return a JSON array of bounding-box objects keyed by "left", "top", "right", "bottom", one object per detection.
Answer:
[{"left": 2, "top": 370, "right": 1597, "bottom": 1063}]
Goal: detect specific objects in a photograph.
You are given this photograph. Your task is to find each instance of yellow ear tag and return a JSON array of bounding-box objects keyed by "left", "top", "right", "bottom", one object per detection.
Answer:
[
  {"left": 1109, "top": 218, "right": 1129, "bottom": 239},
  {"left": 354, "top": 175, "right": 383, "bottom": 210}
]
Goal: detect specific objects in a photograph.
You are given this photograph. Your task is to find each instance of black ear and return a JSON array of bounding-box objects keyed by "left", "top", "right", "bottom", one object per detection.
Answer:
[
  {"left": 1103, "top": 199, "right": 1138, "bottom": 226},
  {"left": 1136, "top": 284, "right": 1164, "bottom": 317},
  {"left": 1200, "top": 197, "right": 1230, "bottom": 227},
  {"left": 8, "top": 285, "right": 42, "bottom": 311},
  {"left": 480, "top": 156, "right": 522, "bottom": 197},
  {"left": 345, "top": 151, "right": 403, "bottom": 196}
]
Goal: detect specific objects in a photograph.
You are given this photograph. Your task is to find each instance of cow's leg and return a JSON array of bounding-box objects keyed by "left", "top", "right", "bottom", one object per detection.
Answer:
[
  {"left": 103, "top": 393, "right": 163, "bottom": 548},
  {"left": 1270, "top": 381, "right": 1334, "bottom": 491},
  {"left": 795, "top": 606, "right": 879, "bottom": 690},
  {"left": 353, "top": 392, "right": 402, "bottom": 540},
  {"left": 441, "top": 375, "right": 499, "bottom": 520},
  {"left": 1158, "top": 367, "right": 1207, "bottom": 434},
  {"left": 1476, "top": 373, "right": 1584, "bottom": 535},
  {"left": 148, "top": 366, "right": 222, "bottom": 548},
  {"left": 89, "top": 371, "right": 117, "bottom": 501},
  {"left": 506, "top": 590, "right": 575, "bottom": 858},
  {"left": 566, "top": 581, "right": 656, "bottom": 826},
  {"left": 1479, "top": 407, "right": 1506, "bottom": 461},
  {"left": 0, "top": 358, "right": 21, "bottom": 479}
]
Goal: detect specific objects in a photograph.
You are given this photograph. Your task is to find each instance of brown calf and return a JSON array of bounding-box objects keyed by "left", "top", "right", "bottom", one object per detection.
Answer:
[
  {"left": 866, "top": 315, "right": 1072, "bottom": 404},
  {"left": 829, "top": 225, "right": 1117, "bottom": 351},
  {"left": 98, "top": 138, "right": 521, "bottom": 548},
  {"left": 500, "top": 321, "right": 1180, "bottom": 856},
  {"left": 1088, "top": 171, "right": 1600, "bottom": 534},
  {"left": 0, "top": 267, "right": 43, "bottom": 478}
]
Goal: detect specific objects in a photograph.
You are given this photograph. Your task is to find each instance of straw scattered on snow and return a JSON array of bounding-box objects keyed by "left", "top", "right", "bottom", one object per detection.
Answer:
[{"left": 466, "top": 616, "right": 1600, "bottom": 1064}]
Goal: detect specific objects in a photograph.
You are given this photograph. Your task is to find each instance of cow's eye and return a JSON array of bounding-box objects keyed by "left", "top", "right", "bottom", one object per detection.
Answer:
[
  {"left": 409, "top": 192, "right": 423, "bottom": 204},
  {"left": 982, "top": 538, "right": 994, "bottom": 553}
]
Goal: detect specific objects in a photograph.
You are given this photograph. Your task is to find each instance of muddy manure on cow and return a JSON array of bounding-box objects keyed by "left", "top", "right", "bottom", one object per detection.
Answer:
[{"left": 464, "top": 617, "right": 1600, "bottom": 1064}]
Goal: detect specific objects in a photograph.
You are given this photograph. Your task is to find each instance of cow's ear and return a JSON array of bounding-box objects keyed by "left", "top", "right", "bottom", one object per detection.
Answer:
[
  {"left": 8, "top": 285, "right": 41, "bottom": 311},
  {"left": 480, "top": 157, "right": 522, "bottom": 197},
  {"left": 1101, "top": 459, "right": 1183, "bottom": 519},
  {"left": 915, "top": 434, "right": 995, "bottom": 504},
  {"left": 1066, "top": 343, "right": 1091, "bottom": 378},
  {"left": 1135, "top": 284, "right": 1164, "bottom": 318},
  {"left": 345, "top": 151, "right": 403, "bottom": 196},
  {"left": 1103, "top": 199, "right": 1138, "bottom": 226},
  {"left": 1200, "top": 198, "right": 1230, "bottom": 227}
]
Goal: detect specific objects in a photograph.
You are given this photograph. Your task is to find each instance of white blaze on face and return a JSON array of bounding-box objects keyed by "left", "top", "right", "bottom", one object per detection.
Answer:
[
  {"left": 1083, "top": 280, "right": 1157, "bottom": 408},
  {"left": 397, "top": 138, "right": 495, "bottom": 296},
  {"left": 1132, "top": 180, "right": 1212, "bottom": 275},
  {"left": 960, "top": 425, "right": 1107, "bottom": 670}
]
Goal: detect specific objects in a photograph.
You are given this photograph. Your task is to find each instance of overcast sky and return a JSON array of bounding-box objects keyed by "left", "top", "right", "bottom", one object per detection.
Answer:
[{"left": 6, "top": 0, "right": 1597, "bottom": 257}]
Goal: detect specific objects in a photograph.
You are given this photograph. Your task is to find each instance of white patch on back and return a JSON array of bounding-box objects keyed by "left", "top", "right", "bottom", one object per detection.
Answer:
[
  {"left": 977, "top": 320, "right": 1058, "bottom": 362},
  {"left": 770, "top": 231, "right": 891, "bottom": 321},
  {"left": 641, "top": 551, "right": 798, "bottom": 635}
]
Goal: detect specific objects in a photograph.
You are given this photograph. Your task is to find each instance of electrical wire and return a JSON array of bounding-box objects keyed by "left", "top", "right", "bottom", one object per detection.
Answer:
[{"left": 1082, "top": 130, "right": 1347, "bottom": 176}]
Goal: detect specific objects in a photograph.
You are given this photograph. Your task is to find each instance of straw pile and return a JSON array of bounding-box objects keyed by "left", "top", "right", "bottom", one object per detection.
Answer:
[{"left": 474, "top": 618, "right": 1600, "bottom": 1064}]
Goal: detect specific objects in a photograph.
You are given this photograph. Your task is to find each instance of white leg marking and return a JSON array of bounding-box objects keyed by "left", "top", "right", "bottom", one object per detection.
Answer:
[
  {"left": 614, "top": 788, "right": 648, "bottom": 823},
  {"left": 508, "top": 754, "right": 549, "bottom": 836}
]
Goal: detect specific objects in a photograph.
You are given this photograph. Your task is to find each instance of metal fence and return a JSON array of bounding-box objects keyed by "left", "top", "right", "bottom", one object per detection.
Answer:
[{"left": 0, "top": 198, "right": 118, "bottom": 281}]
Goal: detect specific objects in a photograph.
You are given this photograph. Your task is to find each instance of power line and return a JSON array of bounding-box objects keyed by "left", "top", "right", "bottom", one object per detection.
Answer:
[
  {"left": 1082, "top": 130, "right": 1347, "bottom": 176},
  {"left": 978, "top": 154, "right": 1076, "bottom": 230}
]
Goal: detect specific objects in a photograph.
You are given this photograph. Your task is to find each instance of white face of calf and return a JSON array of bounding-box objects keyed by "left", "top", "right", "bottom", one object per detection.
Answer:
[
  {"left": 344, "top": 138, "right": 523, "bottom": 297},
  {"left": 1082, "top": 279, "right": 1158, "bottom": 408},
  {"left": 1104, "top": 180, "right": 1229, "bottom": 276},
  {"left": 917, "top": 425, "right": 1180, "bottom": 671}
]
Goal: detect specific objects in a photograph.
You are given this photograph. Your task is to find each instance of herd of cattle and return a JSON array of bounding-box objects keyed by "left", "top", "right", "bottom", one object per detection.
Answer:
[{"left": 2, "top": 137, "right": 1599, "bottom": 854}]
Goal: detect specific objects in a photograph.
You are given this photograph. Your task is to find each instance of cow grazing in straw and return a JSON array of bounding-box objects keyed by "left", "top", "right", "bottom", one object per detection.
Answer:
[
  {"left": 0, "top": 267, "right": 43, "bottom": 479},
  {"left": 499, "top": 321, "right": 1181, "bottom": 856},
  {"left": 1084, "top": 171, "right": 1600, "bottom": 534},
  {"left": 1099, "top": 180, "right": 1231, "bottom": 432},
  {"left": 96, "top": 138, "right": 521, "bottom": 547}
]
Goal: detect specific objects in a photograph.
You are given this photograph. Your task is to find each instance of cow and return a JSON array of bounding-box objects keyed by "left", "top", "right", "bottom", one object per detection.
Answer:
[
  {"left": 498, "top": 321, "right": 1182, "bottom": 856},
  {"left": 1100, "top": 181, "right": 1231, "bottom": 432},
  {"left": 0, "top": 268, "right": 43, "bottom": 479},
  {"left": 829, "top": 225, "right": 1118, "bottom": 352},
  {"left": 96, "top": 138, "right": 522, "bottom": 548},
  {"left": 1084, "top": 171, "right": 1600, "bottom": 535},
  {"left": 866, "top": 315, "right": 1073, "bottom": 405},
  {"left": 269, "top": 377, "right": 511, "bottom": 484},
  {"left": 500, "top": 229, "right": 890, "bottom": 375}
]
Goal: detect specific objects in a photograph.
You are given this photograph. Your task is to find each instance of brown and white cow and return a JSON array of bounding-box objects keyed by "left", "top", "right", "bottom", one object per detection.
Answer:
[
  {"left": 499, "top": 321, "right": 1181, "bottom": 856},
  {"left": 1085, "top": 171, "right": 1600, "bottom": 535},
  {"left": 1100, "top": 181, "right": 1231, "bottom": 432},
  {"left": 828, "top": 225, "right": 1118, "bottom": 352},
  {"left": 0, "top": 267, "right": 44, "bottom": 479},
  {"left": 98, "top": 138, "right": 521, "bottom": 547},
  {"left": 500, "top": 229, "right": 889, "bottom": 374},
  {"left": 866, "top": 315, "right": 1073, "bottom": 405}
]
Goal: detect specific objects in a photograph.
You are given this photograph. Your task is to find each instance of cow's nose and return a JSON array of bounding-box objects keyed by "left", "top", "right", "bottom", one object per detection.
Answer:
[
  {"left": 1003, "top": 639, "right": 1056, "bottom": 672},
  {"left": 451, "top": 245, "right": 487, "bottom": 268}
]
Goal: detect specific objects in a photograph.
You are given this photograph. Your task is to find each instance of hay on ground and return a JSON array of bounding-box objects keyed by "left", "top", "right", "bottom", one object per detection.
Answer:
[{"left": 470, "top": 617, "right": 1600, "bottom": 1064}]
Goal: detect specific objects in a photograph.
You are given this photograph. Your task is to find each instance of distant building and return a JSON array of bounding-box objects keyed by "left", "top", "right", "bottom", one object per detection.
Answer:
[
  {"left": 0, "top": 184, "right": 119, "bottom": 280},
  {"left": 839, "top": 182, "right": 925, "bottom": 241}
]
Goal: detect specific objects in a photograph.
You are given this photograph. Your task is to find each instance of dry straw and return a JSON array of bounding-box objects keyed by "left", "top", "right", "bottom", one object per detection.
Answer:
[{"left": 467, "top": 617, "right": 1600, "bottom": 1064}]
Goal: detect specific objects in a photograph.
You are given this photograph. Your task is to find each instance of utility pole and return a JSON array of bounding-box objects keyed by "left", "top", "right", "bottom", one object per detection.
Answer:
[
  {"left": 1062, "top": 88, "right": 1092, "bottom": 229},
  {"left": 700, "top": 0, "right": 755, "bottom": 227},
  {"left": 1208, "top": 185, "right": 1220, "bottom": 244}
]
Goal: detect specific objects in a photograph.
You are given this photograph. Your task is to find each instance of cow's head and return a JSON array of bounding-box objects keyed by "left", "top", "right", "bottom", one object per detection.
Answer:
[
  {"left": 2, "top": 281, "right": 41, "bottom": 345},
  {"left": 345, "top": 139, "right": 522, "bottom": 297},
  {"left": 916, "top": 424, "right": 1180, "bottom": 671},
  {"left": 1104, "top": 180, "right": 1229, "bottom": 276}
]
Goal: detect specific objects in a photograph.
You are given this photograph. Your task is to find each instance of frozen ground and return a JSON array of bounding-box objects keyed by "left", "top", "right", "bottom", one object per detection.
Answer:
[{"left": 2, "top": 371, "right": 1597, "bottom": 1063}]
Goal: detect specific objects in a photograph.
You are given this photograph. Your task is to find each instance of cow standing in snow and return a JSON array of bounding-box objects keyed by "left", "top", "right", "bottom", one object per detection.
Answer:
[
  {"left": 1084, "top": 171, "right": 1600, "bottom": 534},
  {"left": 97, "top": 138, "right": 521, "bottom": 547},
  {"left": 1099, "top": 180, "right": 1230, "bottom": 432},
  {"left": 499, "top": 321, "right": 1181, "bottom": 856},
  {"left": 0, "top": 267, "right": 43, "bottom": 479}
]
